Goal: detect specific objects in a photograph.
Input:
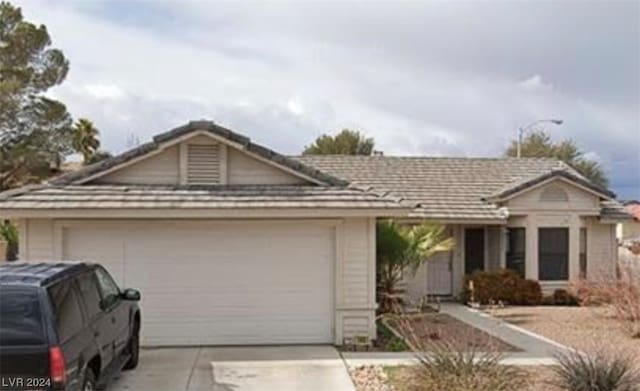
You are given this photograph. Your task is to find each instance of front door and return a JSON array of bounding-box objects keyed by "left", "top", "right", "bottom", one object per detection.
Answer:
[
  {"left": 426, "top": 252, "right": 452, "bottom": 295},
  {"left": 465, "top": 228, "right": 485, "bottom": 274}
]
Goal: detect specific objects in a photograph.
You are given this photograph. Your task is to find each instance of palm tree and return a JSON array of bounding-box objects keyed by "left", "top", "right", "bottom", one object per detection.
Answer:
[
  {"left": 377, "top": 221, "right": 455, "bottom": 313},
  {"left": 72, "top": 118, "right": 101, "bottom": 164}
]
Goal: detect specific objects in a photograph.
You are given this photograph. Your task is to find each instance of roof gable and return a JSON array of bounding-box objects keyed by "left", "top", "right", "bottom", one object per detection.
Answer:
[
  {"left": 484, "top": 170, "right": 615, "bottom": 202},
  {"left": 53, "top": 121, "right": 347, "bottom": 187}
]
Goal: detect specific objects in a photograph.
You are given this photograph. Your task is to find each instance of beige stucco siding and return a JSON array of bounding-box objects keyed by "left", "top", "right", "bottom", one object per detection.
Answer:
[
  {"left": 336, "top": 217, "right": 377, "bottom": 342},
  {"left": 18, "top": 216, "right": 377, "bottom": 345},
  {"left": 90, "top": 134, "right": 309, "bottom": 186},
  {"left": 18, "top": 219, "right": 54, "bottom": 261},
  {"left": 506, "top": 179, "right": 601, "bottom": 214},
  {"left": 95, "top": 146, "right": 180, "bottom": 185},
  {"left": 226, "top": 148, "right": 307, "bottom": 185},
  {"left": 486, "top": 226, "right": 502, "bottom": 270},
  {"left": 585, "top": 218, "right": 617, "bottom": 279}
]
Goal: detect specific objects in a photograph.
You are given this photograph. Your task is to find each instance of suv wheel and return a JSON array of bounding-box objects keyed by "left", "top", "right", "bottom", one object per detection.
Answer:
[
  {"left": 82, "top": 369, "right": 96, "bottom": 391},
  {"left": 123, "top": 323, "right": 139, "bottom": 370}
]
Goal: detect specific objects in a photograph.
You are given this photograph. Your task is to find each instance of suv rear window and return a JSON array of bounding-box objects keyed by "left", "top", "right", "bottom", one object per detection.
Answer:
[{"left": 0, "top": 286, "right": 46, "bottom": 346}]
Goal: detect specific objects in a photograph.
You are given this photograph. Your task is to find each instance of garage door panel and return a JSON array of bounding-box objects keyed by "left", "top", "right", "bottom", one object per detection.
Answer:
[{"left": 62, "top": 220, "right": 334, "bottom": 345}]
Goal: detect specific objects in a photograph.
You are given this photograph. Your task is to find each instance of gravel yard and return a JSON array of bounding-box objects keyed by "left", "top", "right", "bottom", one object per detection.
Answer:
[
  {"left": 485, "top": 305, "right": 640, "bottom": 360},
  {"left": 349, "top": 365, "right": 561, "bottom": 391},
  {"left": 349, "top": 305, "right": 640, "bottom": 390},
  {"left": 368, "top": 313, "right": 518, "bottom": 352}
]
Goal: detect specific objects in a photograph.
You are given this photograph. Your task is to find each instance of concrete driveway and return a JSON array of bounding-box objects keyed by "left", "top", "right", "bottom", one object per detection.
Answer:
[{"left": 110, "top": 346, "right": 355, "bottom": 391}]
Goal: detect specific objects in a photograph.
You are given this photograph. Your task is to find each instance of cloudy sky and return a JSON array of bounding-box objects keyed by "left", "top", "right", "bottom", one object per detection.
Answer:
[{"left": 21, "top": 0, "right": 640, "bottom": 198}]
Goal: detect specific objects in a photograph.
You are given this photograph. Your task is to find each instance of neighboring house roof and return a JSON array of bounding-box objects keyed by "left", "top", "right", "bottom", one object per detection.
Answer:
[
  {"left": 0, "top": 185, "right": 406, "bottom": 210},
  {"left": 52, "top": 120, "right": 347, "bottom": 187},
  {"left": 623, "top": 202, "right": 640, "bottom": 221},
  {"left": 295, "top": 155, "right": 619, "bottom": 221}
]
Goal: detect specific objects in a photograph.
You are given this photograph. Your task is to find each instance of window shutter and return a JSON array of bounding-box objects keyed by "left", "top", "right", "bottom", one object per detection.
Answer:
[{"left": 187, "top": 143, "right": 220, "bottom": 185}]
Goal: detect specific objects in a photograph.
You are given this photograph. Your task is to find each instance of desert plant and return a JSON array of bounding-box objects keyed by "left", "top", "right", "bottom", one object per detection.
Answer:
[
  {"left": 410, "top": 345, "right": 527, "bottom": 391},
  {"left": 462, "top": 269, "right": 542, "bottom": 306},
  {"left": 552, "top": 349, "right": 639, "bottom": 391},
  {"left": 376, "top": 220, "right": 454, "bottom": 313},
  {"left": 383, "top": 305, "right": 526, "bottom": 391}
]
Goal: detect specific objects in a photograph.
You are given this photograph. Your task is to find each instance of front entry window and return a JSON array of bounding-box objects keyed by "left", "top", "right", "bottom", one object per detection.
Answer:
[
  {"left": 538, "top": 228, "right": 569, "bottom": 280},
  {"left": 506, "top": 228, "right": 526, "bottom": 277}
]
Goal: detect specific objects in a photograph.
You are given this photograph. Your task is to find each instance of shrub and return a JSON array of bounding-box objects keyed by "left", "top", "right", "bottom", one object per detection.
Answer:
[
  {"left": 462, "top": 269, "right": 542, "bottom": 306},
  {"left": 552, "top": 349, "right": 639, "bottom": 391},
  {"left": 409, "top": 343, "right": 526, "bottom": 391},
  {"left": 375, "top": 320, "right": 408, "bottom": 352},
  {"left": 552, "top": 289, "right": 579, "bottom": 306},
  {"left": 572, "top": 265, "right": 640, "bottom": 338}
]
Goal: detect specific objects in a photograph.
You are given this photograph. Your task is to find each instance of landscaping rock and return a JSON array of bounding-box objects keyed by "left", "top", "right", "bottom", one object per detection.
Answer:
[{"left": 349, "top": 365, "right": 395, "bottom": 391}]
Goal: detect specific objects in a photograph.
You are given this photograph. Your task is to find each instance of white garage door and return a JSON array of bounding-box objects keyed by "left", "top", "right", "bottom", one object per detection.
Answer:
[{"left": 61, "top": 220, "right": 335, "bottom": 346}]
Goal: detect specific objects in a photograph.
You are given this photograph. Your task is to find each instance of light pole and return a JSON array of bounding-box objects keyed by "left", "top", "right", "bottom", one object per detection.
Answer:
[{"left": 517, "top": 119, "right": 563, "bottom": 158}]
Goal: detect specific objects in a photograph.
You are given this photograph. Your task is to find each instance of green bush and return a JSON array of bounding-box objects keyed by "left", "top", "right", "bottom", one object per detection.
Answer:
[
  {"left": 552, "top": 350, "right": 639, "bottom": 391},
  {"left": 462, "top": 269, "right": 542, "bottom": 305},
  {"left": 375, "top": 320, "right": 408, "bottom": 352}
]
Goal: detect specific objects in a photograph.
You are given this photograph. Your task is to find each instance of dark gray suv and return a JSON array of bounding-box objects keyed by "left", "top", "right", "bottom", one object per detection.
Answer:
[{"left": 0, "top": 262, "right": 141, "bottom": 391}]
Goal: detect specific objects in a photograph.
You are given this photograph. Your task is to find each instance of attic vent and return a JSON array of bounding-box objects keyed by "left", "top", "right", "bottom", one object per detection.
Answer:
[
  {"left": 187, "top": 143, "right": 220, "bottom": 185},
  {"left": 540, "top": 186, "right": 569, "bottom": 202}
]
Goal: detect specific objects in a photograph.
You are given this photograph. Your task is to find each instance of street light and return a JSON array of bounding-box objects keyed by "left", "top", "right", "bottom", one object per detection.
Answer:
[{"left": 517, "top": 119, "right": 563, "bottom": 158}]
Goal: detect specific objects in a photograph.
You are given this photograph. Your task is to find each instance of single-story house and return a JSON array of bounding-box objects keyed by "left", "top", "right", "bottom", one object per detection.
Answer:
[
  {"left": 296, "top": 155, "right": 630, "bottom": 299},
  {"left": 0, "top": 120, "right": 629, "bottom": 346}
]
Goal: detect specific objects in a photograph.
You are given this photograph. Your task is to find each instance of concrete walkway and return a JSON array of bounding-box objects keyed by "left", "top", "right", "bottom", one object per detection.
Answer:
[{"left": 439, "top": 303, "right": 570, "bottom": 358}]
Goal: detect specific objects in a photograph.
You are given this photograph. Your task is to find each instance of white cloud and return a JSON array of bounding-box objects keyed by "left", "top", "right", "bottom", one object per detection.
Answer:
[
  {"left": 19, "top": 0, "right": 640, "bottom": 198},
  {"left": 84, "top": 84, "right": 125, "bottom": 100},
  {"left": 517, "top": 74, "right": 554, "bottom": 92}
]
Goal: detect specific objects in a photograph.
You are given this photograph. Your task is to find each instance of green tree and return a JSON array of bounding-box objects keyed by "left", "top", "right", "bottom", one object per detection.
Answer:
[
  {"left": 72, "top": 118, "right": 101, "bottom": 163},
  {"left": 0, "top": 220, "right": 18, "bottom": 261},
  {"left": 505, "top": 130, "right": 609, "bottom": 188},
  {"left": 0, "top": 1, "right": 73, "bottom": 190},
  {"left": 303, "top": 129, "right": 375, "bottom": 155},
  {"left": 377, "top": 221, "right": 454, "bottom": 313},
  {"left": 86, "top": 150, "right": 113, "bottom": 165}
]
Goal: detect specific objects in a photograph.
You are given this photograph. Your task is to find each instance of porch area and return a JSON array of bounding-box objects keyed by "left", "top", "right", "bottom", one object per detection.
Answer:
[{"left": 403, "top": 224, "right": 507, "bottom": 300}]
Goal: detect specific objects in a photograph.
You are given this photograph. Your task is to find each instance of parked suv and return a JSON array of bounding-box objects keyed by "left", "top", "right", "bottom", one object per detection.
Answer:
[{"left": 0, "top": 262, "right": 141, "bottom": 391}]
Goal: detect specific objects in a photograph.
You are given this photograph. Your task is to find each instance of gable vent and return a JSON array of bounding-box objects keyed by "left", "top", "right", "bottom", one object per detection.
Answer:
[
  {"left": 540, "top": 186, "right": 569, "bottom": 202},
  {"left": 187, "top": 143, "right": 220, "bottom": 185}
]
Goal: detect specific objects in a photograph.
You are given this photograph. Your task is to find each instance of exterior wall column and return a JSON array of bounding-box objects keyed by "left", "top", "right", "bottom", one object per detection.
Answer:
[
  {"left": 568, "top": 215, "right": 581, "bottom": 281},
  {"left": 525, "top": 216, "right": 538, "bottom": 280}
]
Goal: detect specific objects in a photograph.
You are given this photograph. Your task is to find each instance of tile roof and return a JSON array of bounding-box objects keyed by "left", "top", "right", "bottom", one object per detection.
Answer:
[
  {"left": 600, "top": 201, "right": 633, "bottom": 221},
  {"left": 52, "top": 121, "right": 347, "bottom": 187},
  {"left": 295, "top": 155, "right": 617, "bottom": 220},
  {"left": 0, "top": 185, "right": 409, "bottom": 210}
]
